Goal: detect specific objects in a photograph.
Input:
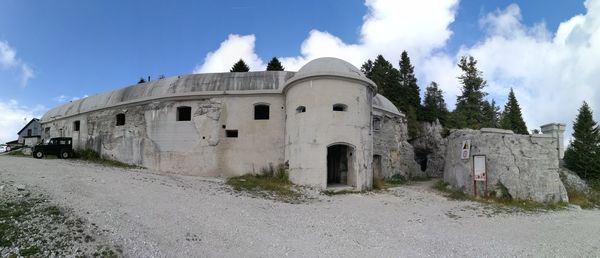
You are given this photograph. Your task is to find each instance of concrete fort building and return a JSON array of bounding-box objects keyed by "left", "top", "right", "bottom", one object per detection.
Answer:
[{"left": 41, "top": 57, "right": 417, "bottom": 190}]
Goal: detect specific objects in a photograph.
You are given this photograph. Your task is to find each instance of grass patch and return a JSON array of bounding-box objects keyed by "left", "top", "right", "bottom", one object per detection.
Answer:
[
  {"left": 566, "top": 179, "right": 600, "bottom": 209},
  {"left": 226, "top": 164, "right": 302, "bottom": 203},
  {"left": 432, "top": 180, "right": 566, "bottom": 211},
  {"left": 0, "top": 187, "right": 121, "bottom": 256},
  {"left": 322, "top": 189, "right": 363, "bottom": 196},
  {"left": 7, "top": 151, "right": 28, "bottom": 157},
  {"left": 20, "top": 245, "right": 40, "bottom": 257},
  {"left": 373, "top": 174, "right": 431, "bottom": 190},
  {"left": 74, "top": 149, "right": 140, "bottom": 169}
]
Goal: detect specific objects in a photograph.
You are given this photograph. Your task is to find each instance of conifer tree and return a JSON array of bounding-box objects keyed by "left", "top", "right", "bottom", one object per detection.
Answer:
[
  {"left": 266, "top": 57, "right": 284, "bottom": 71},
  {"left": 499, "top": 88, "right": 528, "bottom": 134},
  {"left": 481, "top": 99, "right": 500, "bottom": 128},
  {"left": 453, "top": 56, "right": 488, "bottom": 129},
  {"left": 421, "top": 81, "right": 448, "bottom": 124},
  {"left": 398, "top": 51, "right": 421, "bottom": 114},
  {"left": 361, "top": 55, "right": 399, "bottom": 104},
  {"left": 564, "top": 102, "right": 600, "bottom": 180},
  {"left": 230, "top": 59, "right": 250, "bottom": 72}
]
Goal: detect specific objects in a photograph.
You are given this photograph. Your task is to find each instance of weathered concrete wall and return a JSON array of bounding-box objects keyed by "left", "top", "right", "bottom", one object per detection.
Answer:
[
  {"left": 44, "top": 95, "right": 286, "bottom": 177},
  {"left": 372, "top": 113, "right": 421, "bottom": 179},
  {"left": 410, "top": 120, "right": 447, "bottom": 177},
  {"left": 443, "top": 128, "right": 568, "bottom": 203},
  {"left": 284, "top": 77, "right": 374, "bottom": 190}
]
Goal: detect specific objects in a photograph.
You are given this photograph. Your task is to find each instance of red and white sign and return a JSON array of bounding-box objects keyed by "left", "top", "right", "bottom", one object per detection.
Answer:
[{"left": 460, "top": 140, "right": 471, "bottom": 160}]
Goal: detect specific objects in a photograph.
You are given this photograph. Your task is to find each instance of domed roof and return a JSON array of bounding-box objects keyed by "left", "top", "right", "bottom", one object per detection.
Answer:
[
  {"left": 373, "top": 94, "right": 402, "bottom": 116},
  {"left": 284, "top": 57, "right": 376, "bottom": 90}
]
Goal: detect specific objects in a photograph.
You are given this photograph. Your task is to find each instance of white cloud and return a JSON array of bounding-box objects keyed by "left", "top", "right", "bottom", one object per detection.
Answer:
[
  {"left": 0, "top": 99, "right": 46, "bottom": 143},
  {"left": 193, "top": 0, "right": 459, "bottom": 72},
  {"left": 0, "top": 40, "right": 34, "bottom": 87},
  {"left": 193, "top": 34, "right": 265, "bottom": 73}
]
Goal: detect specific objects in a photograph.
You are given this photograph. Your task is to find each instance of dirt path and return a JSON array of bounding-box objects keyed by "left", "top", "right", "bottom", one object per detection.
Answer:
[{"left": 1, "top": 156, "right": 599, "bottom": 257}]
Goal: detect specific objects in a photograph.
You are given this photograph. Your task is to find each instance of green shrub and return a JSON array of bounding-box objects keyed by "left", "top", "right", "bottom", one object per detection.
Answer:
[{"left": 227, "top": 164, "right": 300, "bottom": 203}]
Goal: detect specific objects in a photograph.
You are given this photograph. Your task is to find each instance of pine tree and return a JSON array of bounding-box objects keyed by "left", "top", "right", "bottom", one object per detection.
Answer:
[
  {"left": 564, "top": 102, "right": 600, "bottom": 180},
  {"left": 360, "top": 60, "right": 374, "bottom": 78},
  {"left": 361, "top": 55, "right": 400, "bottom": 104},
  {"left": 421, "top": 81, "right": 448, "bottom": 124},
  {"left": 453, "top": 56, "right": 488, "bottom": 129},
  {"left": 398, "top": 51, "right": 421, "bottom": 114},
  {"left": 499, "top": 88, "right": 528, "bottom": 134},
  {"left": 481, "top": 99, "right": 500, "bottom": 128},
  {"left": 406, "top": 106, "right": 420, "bottom": 139},
  {"left": 266, "top": 57, "right": 284, "bottom": 71},
  {"left": 230, "top": 59, "right": 250, "bottom": 72}
]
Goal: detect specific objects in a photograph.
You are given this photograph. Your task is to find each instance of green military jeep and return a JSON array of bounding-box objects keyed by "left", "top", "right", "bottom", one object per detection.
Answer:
[{"left": 32, "top": 137, "right": 73, "bottom": 159}]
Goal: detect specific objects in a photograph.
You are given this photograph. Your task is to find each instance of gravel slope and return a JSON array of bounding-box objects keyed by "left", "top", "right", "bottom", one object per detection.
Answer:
[{"left": 1, "top": 156, "right": 599, "bottom": 257}]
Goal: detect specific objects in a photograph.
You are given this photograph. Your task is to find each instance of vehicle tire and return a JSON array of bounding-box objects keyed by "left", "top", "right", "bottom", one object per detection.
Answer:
[
  {"left": 33, "top": 150, "right": 44, "bottom": 159},
  {"left": 60, "top": 150, "right": 70, "bottom": 159}
]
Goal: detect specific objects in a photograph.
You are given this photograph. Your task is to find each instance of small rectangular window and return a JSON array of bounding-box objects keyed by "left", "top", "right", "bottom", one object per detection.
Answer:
[
  {"left": 333, "top": 104, "right": 347, "bottom": 112},
  {"left": 27, "top": 129, "right": 32, "bottom": 136},
  {"left": 74, "top": 121, "right": 80, "bottom": 131},
  {"left": 373, "top": 117, "right": 382, "bottom": 131},
  {"left": 226, "top": 130, "right": 238, "bottom": 138},
  {"left": 177, "top": 106, "right": 192, "bottom": 121},
  {"left": 254, "top": 104, "right": 270, "bottom": 120},
  {"left": 116, "top": 114, "right": 125, "bottom": 126}
]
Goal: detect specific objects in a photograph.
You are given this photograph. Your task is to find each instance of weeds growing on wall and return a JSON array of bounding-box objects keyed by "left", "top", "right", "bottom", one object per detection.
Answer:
[
  {"left": 432, "top": 180, "right": 567, "bottom": 211},
  {"left": 73, "top": 149, "right": 140, "bottom": 169}
]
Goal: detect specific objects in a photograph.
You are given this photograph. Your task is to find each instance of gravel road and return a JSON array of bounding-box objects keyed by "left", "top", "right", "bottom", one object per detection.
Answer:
[{"left": 1, "top": 155, "right": 599, "bottom": 257}]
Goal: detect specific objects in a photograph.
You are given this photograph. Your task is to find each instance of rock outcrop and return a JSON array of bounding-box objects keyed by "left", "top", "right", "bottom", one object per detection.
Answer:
[
  {"left": 443, "top": 128, "right": 568, "bottom": 203},
  {"left": 373, "top": 115, "right": 422, "bottom": 178},
  {"left": 410, "top": 120, "right": 447, "bottom": 177}
]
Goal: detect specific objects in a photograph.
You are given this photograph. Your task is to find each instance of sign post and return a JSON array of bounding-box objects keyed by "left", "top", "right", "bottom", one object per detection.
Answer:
[{"left": 472, "top": 155, "right": 487, "bottom": 196}]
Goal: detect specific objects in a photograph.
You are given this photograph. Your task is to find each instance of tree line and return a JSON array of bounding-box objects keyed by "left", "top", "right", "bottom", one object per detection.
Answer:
[{"left": 360, "top": 53, "right": 528, "bottom": 137}]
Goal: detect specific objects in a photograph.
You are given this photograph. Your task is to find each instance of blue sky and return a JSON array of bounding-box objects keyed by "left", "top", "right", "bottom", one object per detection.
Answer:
[{"left": 0, "top": 0, "right": 597, "bottom": 143}]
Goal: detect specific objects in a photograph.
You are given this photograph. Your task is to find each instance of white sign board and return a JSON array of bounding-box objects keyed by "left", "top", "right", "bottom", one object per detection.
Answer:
[
  {"left": 473, "top": 155, "right": 486, "bottom": 181},
  {"left": 460, "top": 140, "right": 471, "bottom": 160}
]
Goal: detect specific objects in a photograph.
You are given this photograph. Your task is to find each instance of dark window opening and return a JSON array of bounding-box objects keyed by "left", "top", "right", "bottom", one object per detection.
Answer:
[
  {"left": 333, "top": 104, "right": 347, "bottom": 112},
  {"left": 177, "top": 106, "right": 192, "bottom": 121},
  {"left": 254, "top": 104, "right": 270, "bottom": 120},
  {"left": 296, "top": 106, "right": 306, "bottom": 113},
  {"left": 27, "top": 129, "right": 32, "bottom": 136},
  {"left": 73, "top": 121, "right": 80, "bottom": 131},
  {"left": 116, "top": 113, "right": 125, "bottom": 126},
  {"left": 226, "top": 130, "right": 238, "bottom": 138},
  {"left": 373, "top": 117, "right": 382, "bottom": 131},
  {"left": 414, "top": 148, "right": 432, "bottom": 172}
]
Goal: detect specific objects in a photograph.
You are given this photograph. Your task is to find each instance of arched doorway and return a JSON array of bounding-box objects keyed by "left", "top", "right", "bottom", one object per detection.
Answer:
[{"left": 327, "top": 144, "right": 354, "bottom": 186}]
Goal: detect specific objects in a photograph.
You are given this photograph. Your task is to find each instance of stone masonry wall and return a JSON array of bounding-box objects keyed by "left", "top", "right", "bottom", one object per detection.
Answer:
[
  {"left": 444, "top": 128, "right": 568, "bottom": 203},
  {"left": 373, "top": 114, "right": 422, "bottom": 178}
]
